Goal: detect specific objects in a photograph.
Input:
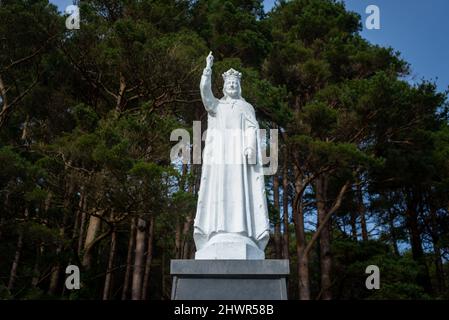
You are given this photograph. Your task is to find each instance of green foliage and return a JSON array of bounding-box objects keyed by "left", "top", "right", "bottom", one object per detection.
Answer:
[
  {"left": 332, "top": 239, "right": 432, "bottom": 299},
  {"left": 0, "top": 0, "right": 447, "bottom": 301},
  {"left": 73, "top": 104, "right": 99, "bottom": 132},
  {"left": 192, "top": 0, "right": 270, "bottom": 66},
  {"left": 302, "top": 102, "right": 338, "bottom": 137},
  {"left": 25, "top": 221, "right": 59, "bottom": 244},
  {"left": 129, "top": 161, "right": 163, "bottom": 180},
  {"left": 0, "top": 147, "right": 28, "bottom": 186},
  {"left": 0, "top": 285, "right": 12, "bottom": 300},
  {"left": 289, "top": 134, "right": 382, "bottom": 174},
  {"left": 24, "top": 188, "right": 48, "bottom": 203}
]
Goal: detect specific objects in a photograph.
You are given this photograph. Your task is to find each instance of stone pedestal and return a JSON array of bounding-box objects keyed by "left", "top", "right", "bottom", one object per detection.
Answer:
[{"left": 170, "top": 260, "right": 289, "bottom": 300}]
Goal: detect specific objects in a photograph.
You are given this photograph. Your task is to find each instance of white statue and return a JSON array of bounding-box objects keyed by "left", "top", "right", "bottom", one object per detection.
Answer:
[{"left": 193, "top": 52, "right": 270, "bottom": 260}]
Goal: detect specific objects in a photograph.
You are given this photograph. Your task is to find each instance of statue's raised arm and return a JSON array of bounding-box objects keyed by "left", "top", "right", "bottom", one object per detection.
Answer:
[{"left": 200, "top": 52, "right": 219, "bottom": 115}]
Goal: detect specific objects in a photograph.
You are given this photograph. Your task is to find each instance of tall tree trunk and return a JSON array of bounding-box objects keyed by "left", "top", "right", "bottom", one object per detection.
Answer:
[
  {"left": 181, "top": 213, "right": 193, "bottom": 259},
  {"left": 282, "top": 149, "right": 290, "bottom": 260},
  {"left": 49, "top": 183, "right": 72, "bottom": 295},
  {"left": 387, "top": 208, "right": 400, "bottom": 256},
  {"left": 175, "top": 163, "right": 188, "bottom": 260},
  {"left": 293, "top": 167, "right": 310, "bottom": 300},
  {"left": 356, "top": 177, "right": 368, "bottom": 241},
  {"left": 189, "top": 241, "right": 196, "bottom": 259},
  {"left": 181, "top": 165, "right": 195, "bottom": 259},
  {"left": 31, "top": 242, "right": 44, "bottom": 287},
  {"left": 121, "top": 217, "right": 136, "bottom": 300},
  {"left": 273, "top": 174, "right": 282, "bottom": 259},
  {"left": 72, "top": 191, "right": 84, "bottom": 253},
  {"left": 175, "top": 218, "right": 182, "bottom": 259},
  {"left": 8, "top": 226, "right": 24, "bottom": 291},
  {"left": 131, "top": 217, "right": 146, "bottom": 300},
  {"left": 0, "top": 216, "right": 4, "bottom": 241},
  {"left": 77, "top": 192, "right": 87, "bottom": 256},
  {"left": 21, "top": 114, "right": 29, "bottom": 142},
  {"left": 316, "top": 175, "right": 332, "bottom": 300},
  {"left": 350, "top": 211, "right": 358, "bottom": 240},
  {"left": 433, "top": 246, "right": 446, "bottom": 294},
  {"left": 429, "top": 203, "right": 445, "bottom": 293},
  {"left": 296, "top": 200, "right": 310, "bottom": 300},
  {"left": 103, "top": 226, "right": 117, "bottom": 300},
  {"left": 295, "top": 181, "right": 350, "bottom": 297},
  {"left": 0, "top": 192, "right": 9, "bottom": 241},
  {"left": 406, "top": 190, "right": 432, "bottom": 293},
  {"left": 82, "top": 211, "right": 103, "bottom": 269},
  {"left": 49, "top": 249, "right": 61, "bottom": 294},
  {"left": 142, "top": 216, "right": 155, "bottom": 300},
  {"left": 161, "top": 250, "right": 167, "bottom": 299},
  {"left": 355, "top": 176, "right": 368, "bottom": 241}
]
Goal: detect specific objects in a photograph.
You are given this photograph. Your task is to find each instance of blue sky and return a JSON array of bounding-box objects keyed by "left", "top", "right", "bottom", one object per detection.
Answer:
[{"left": 51, "top": 0, "right": 449, "bottom": 93}]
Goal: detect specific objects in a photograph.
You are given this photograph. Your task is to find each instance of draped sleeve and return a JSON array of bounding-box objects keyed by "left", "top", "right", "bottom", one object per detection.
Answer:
[{"left": 200, "top": 68, "right": 219, "bottom": 116}]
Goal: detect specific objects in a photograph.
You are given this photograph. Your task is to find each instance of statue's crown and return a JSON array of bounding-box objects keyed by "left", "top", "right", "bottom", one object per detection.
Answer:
[{"left": 222, "top": 68, "right": 242, "bottom": 82}]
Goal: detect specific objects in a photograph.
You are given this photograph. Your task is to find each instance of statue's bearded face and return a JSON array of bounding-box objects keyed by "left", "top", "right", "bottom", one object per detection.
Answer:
[{"left": 224, "top": 77, "right": 241, "bottom": 99}]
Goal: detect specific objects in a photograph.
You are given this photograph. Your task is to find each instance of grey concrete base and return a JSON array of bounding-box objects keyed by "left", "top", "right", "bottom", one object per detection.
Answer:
[{"left": 170, "top": 260, "right": 289, "bottom": 300}]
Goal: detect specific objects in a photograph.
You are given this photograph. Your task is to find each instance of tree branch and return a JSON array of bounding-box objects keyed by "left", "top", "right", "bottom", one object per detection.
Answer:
[
  {"left": 303, "top": 181, "right": 351, "bottom": 257},
  {"left": 0, "top": 76, "right": 39, "bottom": 129}
]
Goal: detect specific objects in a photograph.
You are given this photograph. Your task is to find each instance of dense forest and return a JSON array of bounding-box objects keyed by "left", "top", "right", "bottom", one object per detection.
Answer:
[{"left": 0, "top": 0, "right": 448, "bottom": 300}]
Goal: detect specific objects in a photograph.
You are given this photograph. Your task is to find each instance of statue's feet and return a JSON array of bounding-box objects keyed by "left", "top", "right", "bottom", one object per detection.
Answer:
[{"left": 195, "top": 233, "right": 265, "bottom": 260}]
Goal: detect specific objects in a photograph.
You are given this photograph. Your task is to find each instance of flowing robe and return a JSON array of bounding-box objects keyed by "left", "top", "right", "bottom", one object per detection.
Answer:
[{"left": 193, "top": 69, "right": 270, "bottom": 252}]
